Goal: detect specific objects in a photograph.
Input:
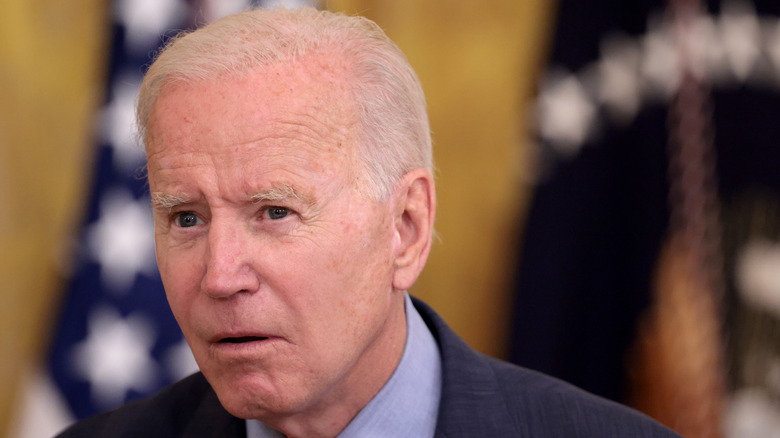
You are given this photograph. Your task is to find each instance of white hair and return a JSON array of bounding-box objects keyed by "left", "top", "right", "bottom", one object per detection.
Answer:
[{"left": 137, "top": 7, "right": 432, "bottom": 200}]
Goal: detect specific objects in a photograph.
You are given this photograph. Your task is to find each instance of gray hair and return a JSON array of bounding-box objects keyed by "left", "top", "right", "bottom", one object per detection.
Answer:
[{"left": 137, "top": 7, "right": 432, "bottom": 200}]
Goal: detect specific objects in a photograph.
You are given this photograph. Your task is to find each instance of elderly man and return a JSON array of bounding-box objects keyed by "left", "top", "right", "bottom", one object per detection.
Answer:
[{"left": 59, "top": 7, "right": 680, "bottom": 438}]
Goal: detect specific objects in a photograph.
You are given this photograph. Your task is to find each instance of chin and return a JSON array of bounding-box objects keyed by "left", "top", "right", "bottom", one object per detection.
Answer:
[
  {"left": 209, "top": 372, "right": 303, "bottom": 421},
  {"left": 219, "top": 396, "right": 267, "bottom": 420}
]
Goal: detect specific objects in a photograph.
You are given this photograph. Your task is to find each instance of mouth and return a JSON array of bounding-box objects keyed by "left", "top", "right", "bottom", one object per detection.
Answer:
[{"left": 219, "top": 336, "right": 269, "bottom": 344}]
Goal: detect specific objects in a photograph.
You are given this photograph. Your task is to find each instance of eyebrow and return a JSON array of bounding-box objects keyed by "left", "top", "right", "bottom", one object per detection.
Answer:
[
  {"left": 250, "top": 184, "right": 313, "bottom": 206},
  {"left": 149, "top": 184, "right": 314, "bottom": 211},
  {"left": 150, "top": 192, "right": 191, "bottom": 210}
]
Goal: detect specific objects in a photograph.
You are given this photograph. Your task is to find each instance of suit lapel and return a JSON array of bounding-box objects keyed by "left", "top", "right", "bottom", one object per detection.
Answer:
[{"left": 412, "top": 298, "right": 520, "bottom": 437}]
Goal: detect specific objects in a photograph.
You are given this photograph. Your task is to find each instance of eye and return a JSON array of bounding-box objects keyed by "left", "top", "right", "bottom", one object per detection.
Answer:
[
  {"left": 266, "top": 207, "right": 289, "bottom": 220},
  {"left": 176, "top": 212, "right": 200, "bottom": 228}
]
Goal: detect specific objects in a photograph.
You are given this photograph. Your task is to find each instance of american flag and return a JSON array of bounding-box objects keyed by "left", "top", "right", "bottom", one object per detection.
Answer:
[{"left": 11, "top": 1, "right": 315, "bottom": 436}]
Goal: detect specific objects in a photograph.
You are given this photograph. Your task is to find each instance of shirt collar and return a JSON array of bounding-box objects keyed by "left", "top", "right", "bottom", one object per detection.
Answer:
[{"left": 247, "top": 292, "right": 442, "bottom": 438}]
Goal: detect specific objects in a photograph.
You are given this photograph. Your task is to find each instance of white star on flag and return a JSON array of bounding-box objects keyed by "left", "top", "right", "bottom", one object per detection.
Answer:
[
  {"left": 737, "top": 239, "right": 780, "bottom": 319},
  {"left": 115, "top": 0, "right": 186, "bottom": 54},
  {"left": 100, "top": 76, "right": 146, "bottom": 174},
  {"left": 720, "top": 0, "right": 761, "bottom": 82},
  {"left": 87, "top": 188, "right": 156, "bottom": 294},
  {"left": 164, "top": 338, "right": 200, "bottom": 381},
  {"left": 262, "top": 0, "right": 315, "bottom": 9},
  {"left": 767, "top": 21, "right": 780, "bottom": 77},
  {"left": 537, "top": 72, "right": 597, "bottom": 157},
  {"left": 599, "top": 34, "right": 641, "bottom": 125},
  {"left": 640, "top": 21, "right": 680, "bottom": 101},
  {"left": 207, "top": 0, "right": 254, "bottom": 21},
  {"left": 71, "top": 306, "right": 159, "bottom": 409}
]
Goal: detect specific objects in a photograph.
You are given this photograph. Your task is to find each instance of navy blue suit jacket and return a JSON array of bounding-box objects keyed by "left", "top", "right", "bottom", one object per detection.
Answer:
[{"left": 58, "top": 298, "right": 680, "bottom": 437}]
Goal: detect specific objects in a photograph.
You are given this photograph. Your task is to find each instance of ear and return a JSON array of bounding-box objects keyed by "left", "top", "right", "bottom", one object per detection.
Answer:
[{"left": 391, "top": 168, "right": 436, "bottom": 291}]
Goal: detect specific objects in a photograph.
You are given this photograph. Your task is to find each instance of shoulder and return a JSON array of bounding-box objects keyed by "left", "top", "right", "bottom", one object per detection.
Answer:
[
  {"left": 411, "top": 297, "right": 680, "bottom": 438},
  {"left": 486, "top": 357, "right": 680, "bottom": 437},
  {"left": 55, "top": 373, "right": 243, "bottom": 438}
]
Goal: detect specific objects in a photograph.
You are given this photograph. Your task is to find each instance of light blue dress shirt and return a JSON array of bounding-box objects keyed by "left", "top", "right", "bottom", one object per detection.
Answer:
[{"left": 246, "top": 293, "right": 442, "bottom": 437}]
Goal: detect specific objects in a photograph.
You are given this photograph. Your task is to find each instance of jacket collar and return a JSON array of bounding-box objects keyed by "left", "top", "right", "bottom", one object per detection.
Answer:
[{"left": 411, "top": 297, "right": 519, "bottom": 437}]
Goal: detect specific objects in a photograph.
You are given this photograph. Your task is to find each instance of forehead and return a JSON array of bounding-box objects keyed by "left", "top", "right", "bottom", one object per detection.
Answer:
[{"left": 145, "top": 52, "right": 359, "bottom": 164}]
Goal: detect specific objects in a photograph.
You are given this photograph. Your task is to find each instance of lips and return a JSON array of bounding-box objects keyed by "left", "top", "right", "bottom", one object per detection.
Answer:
[
  {"left": 219, "top": 336, "right": 269, "bottom": 344},
  {"left": 207, "top": 334, "right": 277, "bottom": 360},
  {"left": 209, "top": 331, "right": 274, "bottom": 344}
]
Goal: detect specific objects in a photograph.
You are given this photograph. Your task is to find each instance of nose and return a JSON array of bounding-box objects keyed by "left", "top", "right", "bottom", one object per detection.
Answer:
[{"left": 201, "top": 218, "right": 259, "bottom": 298}]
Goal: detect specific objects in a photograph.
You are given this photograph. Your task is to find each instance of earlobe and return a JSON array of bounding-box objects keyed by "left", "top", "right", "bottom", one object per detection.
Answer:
[{"left": 391, "top": 168, "right": 436, "bottom": 291}]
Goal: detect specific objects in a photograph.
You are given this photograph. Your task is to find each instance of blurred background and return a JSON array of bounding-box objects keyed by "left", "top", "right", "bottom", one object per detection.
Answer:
[{"left": 2, "top": 0, "right": 780, "bottom": 437}]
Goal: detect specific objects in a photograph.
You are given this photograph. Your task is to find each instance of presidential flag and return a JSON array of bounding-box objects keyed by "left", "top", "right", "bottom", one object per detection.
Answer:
[{"left": 512, "top": 0, "right": 780, "bottom": 436}]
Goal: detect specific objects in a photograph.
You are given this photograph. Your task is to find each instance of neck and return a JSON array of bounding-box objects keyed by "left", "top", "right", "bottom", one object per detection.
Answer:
[{"left": 264, "top": 293, "right": 408, "bottom": 438}]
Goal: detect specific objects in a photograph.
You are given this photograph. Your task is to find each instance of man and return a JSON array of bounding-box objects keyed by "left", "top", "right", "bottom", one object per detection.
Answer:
[{"left": 59, "top": 7, "right": 680, "bottom": 438}]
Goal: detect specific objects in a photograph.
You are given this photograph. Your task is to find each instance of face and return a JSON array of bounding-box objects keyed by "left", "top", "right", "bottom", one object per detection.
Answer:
[{"left": 146, "top": 56, "right": 407, "bottom": 424}]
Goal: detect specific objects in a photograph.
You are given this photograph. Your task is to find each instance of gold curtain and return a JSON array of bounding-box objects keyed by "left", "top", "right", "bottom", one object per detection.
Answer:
[
  {"left": 326, "top": 0, "right": 554, "bottom": 357},
  {"left": 0, "top": 0, "right": 108, "bottom": 434}
]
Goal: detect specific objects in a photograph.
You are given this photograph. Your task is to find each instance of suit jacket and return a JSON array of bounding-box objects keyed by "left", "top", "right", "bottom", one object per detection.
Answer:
[{"left": 58, "top": 297, "right": 680, "bottom": 437}]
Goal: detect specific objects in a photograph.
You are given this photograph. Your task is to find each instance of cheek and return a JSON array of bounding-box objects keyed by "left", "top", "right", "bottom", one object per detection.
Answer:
[
  {"left": 340, "top": 217, "right": 395, "bottom": 284},
  {"left": 156, "top": 241, "right": 204, "bottom": 321},
  {"left": 314, "top": 219, "right": 394, "bottom": 320}
]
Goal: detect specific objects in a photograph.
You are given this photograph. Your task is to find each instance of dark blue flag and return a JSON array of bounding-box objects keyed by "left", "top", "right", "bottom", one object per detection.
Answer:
[{"left": 512, "top": 0, "right": 780, "bottom": 435}]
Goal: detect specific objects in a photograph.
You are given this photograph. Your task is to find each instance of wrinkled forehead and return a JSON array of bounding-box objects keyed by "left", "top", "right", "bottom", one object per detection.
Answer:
[{"left": 145, "top": 51, "right": 359, "bottom": 158}]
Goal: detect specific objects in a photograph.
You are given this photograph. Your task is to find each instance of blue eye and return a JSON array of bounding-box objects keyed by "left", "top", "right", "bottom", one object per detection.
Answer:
[
  {"left": 267, "top": 207, "right": 289, "bottom": 220},
  {"left": 177, "top": 212, "right": 199, "bottom": 227}
]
